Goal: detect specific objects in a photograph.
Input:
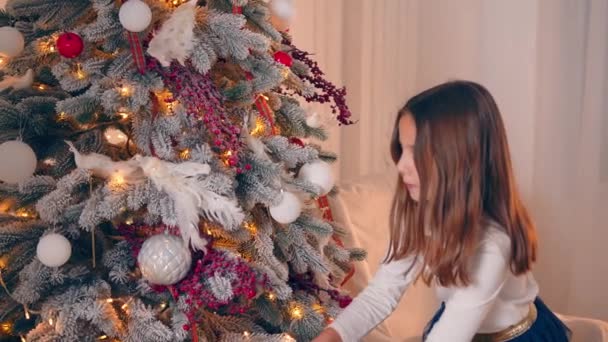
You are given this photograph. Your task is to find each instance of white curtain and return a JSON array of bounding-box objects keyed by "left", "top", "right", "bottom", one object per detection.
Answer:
[
  {"left": 290, "top": 0, "right": 607, "bottom": 320},
  {"left": 533, "top": 0, "right": 608, "bottom": 320}
]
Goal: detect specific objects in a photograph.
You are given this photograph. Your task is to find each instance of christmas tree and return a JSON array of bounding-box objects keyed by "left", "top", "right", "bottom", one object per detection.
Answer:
[{"left": 0, "top": 0, "right": 363, "bottom": 340}]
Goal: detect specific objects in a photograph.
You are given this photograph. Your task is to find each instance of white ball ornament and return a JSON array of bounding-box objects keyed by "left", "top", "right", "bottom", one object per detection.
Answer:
[
  {"left": 37, "top": 233, "right": 72, "bottom": 267},
  {"left": 138, "top": 234, "right": 192, "bottom": 285},
  {"left": 269, "top": 191, "right": 302, "bottom": 224},
  {"left": 0, "top": 26, "right": 25, "bottom": 58},
  {"left": 298, "top": 161, "right": 335, "bottom": 195},
  {"left": 0, "top": 140, "right": 37, "bottom": 184},
  {"left": 271, "top": 0, "right": 295, "bottom": 21},
  {"left": 305, "top": 111, "right": 322, "bottom": 128},
  {"left": 119, "top": 0, "right": 153, "bottom": 33}
]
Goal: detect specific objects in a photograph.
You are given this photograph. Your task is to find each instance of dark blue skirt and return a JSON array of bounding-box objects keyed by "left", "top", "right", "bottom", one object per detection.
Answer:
[{"left": 422, "top": 297, "right": 571, "bottom": 341}]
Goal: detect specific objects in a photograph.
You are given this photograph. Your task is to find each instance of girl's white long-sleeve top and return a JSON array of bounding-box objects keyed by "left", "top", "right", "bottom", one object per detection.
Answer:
[{"left": 329, "top": 225, "right": 539, "bottom": 342}]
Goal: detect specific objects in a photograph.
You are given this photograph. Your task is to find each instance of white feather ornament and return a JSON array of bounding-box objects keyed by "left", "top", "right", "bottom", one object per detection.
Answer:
[
  {"left": 0, "top": 69, "right": 34, "bottom": 91},
  {"left": 147, "top": 0, "right": 197, "bottom": 67},
  {"left": 65, "top": 141, "right": 245, "bottom": 251}
]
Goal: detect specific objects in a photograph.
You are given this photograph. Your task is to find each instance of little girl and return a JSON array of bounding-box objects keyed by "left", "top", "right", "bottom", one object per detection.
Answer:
[{"left": 313, "top": 81, "right": 571, "bottom": 341}]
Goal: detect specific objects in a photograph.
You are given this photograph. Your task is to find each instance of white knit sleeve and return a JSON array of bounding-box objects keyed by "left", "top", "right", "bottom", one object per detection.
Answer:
[{"left": 329, "top": 255, "right": 419, "bottom": 341}]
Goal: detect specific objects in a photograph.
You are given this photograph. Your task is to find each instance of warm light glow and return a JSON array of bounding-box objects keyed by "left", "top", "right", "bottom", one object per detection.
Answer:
[
  {"left": 104, "top": 127, "right": 128, "bottom": 146},
  {"left": 155, "top": 90, "right": 178, "bottom": 115},
  {"left": 267, "top": 293, "right": 276, "bottom": 301},
  {"left": 243, "top": 331, "right": 250, "bottom": 337},
  {"left": 75, "top": 64, "right": 86, "bottom": 80},
  {"left": 0, "top": 56, "right": 6, "bottom": 68},
  {"left": 37, "top": 84, "right": 47, "bottom": 91},
  {"left": 250, "top": 117, "right": 266, "bottom": 136},
  {"left": 312, "top": 303, "right": 325, "bottom": 313},
  {"left": 1, "top": 321, "right": 12, "bottom": 334},
  {"left": 290, "top": 306, "right": 303, "bottom": 320},
  {"left": 0, "top": 200, "right": 11, "bottom": 214},
  {"left": 165, "top": 0, "right": 187, "bottom": 7},
  {"left": 24, "top": 309, "right": 30, "bottom": 320},
  {"left": 221, "top": 150, "right": 234, "bottom": 166},
  {"left": 117, "top": 111, "right": 130, "bottom": 120},
  {"left": 109, "top": 173, "right": 126, "bottom": 190},
  {"left": 244, "top": 222, "right": 257, "bottom": 235},
  {"left": 99, "top": 335, "right": 108, "bottom": 340},
  {"left": 125, "top": 217, "right": 134, "bottom": 225},
  {"left": 21, "top": 336, "right": 26, "bottom": 342},
  {"left": 39, "top": 36, "right": 57, "bottom": 54},
  {"left": 121, "top": 303, "right": 128, "bottom": 310},
  {"left": 106, "top": 298, "right": 114, "bottom": 303},
  {"left": 119, "top": 85, "right": 131, "bottom": 97},
  {"left": 43, "top": 158, "right": 57, "bottom": 167},
  {"left": 48, "top": 318, "right": 54, "bottom": 326},
  {"left": 15, "top": 208, "right": 32, "bottom": 218},
  {"left": 179, "top": 149, "right": 191, "bottom": 160},
  {"left": 57, "top": 112, "right": 68, "bottom": 121},
  {"left": 159, "top": 302, "right": 167, "bottom": 309}
]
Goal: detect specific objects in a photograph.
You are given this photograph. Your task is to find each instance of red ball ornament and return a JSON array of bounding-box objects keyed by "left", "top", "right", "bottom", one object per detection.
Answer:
[
  {"left": 56, "top": 32, "right": 84, "bottom": 58},
  {"left": 289, "top": 137, "right": 305, "bottom": 147},
  {"left": 273, "top": 51, "right": 293, "bottom": 67}
]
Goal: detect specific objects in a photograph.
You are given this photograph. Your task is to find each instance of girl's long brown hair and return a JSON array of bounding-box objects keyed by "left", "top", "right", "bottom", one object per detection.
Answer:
[{"left": 387, "top": 80, "right": 537, "bottom": 287}]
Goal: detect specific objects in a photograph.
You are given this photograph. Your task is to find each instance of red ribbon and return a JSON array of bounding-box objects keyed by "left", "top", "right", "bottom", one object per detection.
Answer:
[
  {"left": 232, "top": 5, "right": 243, "bottom": 14},
  {"left": 126, "top": 32, "right": 146, "bottom": 74},
  {"left": 245, "top": 72, "right": 278, "bottom": 135},
  {"left": 119, "top": 0, "right": 146, "bottom": 74},
  {"left": 255, "top": 95, "right": 278, "bottom": 135},
  {"left": 317, "top": 196, "right": 355, "bottom": 286}
]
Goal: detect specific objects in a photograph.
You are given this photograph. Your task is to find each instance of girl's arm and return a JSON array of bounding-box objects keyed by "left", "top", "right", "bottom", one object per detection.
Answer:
[
  {"left": 322, "top": 254, "right": 419, "bottom": 341},
  {"left": 426, "top": 234, "right": 510, "bottom": 342}
]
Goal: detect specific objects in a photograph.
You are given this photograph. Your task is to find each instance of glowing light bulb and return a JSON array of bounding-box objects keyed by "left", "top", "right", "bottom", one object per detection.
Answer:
[
  {"left": 75, "top": 64, "right": 86, "bottom": 79},
  {"left": 57, "top": 112, "right": 68, "bottom": 121},
  {"left": 119, "top": 86, "right": 131, "bottom": 97},
  {"left": 179, "top": 149, "right": 191, "bottom": 160},
  {"left": 104, "top": 127, "right": 128, "bottom": 146},
  {"left": 109, "top": 173, "right": 126, "bottom": 190},
  {"left": 290, "top": 306, "right": 303, "bottom": 319}
]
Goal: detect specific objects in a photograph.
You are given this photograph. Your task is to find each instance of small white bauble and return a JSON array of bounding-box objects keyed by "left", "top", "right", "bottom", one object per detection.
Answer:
[
  {"left": 37, "top": 233, "right": 72, "bottom": 267},
  {"left": 119, "top": 0, "right": 153, "bottom": 33},
  {"left": 298, "top": 161, "right": 334, "bottom": 195},
  {"left": 269, "top": 191, "right": 302, "bottom": 224},
  {"left": 104, "top": 127, "right": 128, "bottom": 146},
  {"left": 271, "top": 0, "right": 295, "bottom": 21},
  {"left": 138, "top": 234, "right": 192, "bottom": 285},
  {"left": 0, "top": 140, "right": 37, "bottom": 184},
  {"left": 305, "top": 111, "right": 322, "bottom": 128},
  {"left": 0, "top": 26, "right": 25, "bottom": 58}
]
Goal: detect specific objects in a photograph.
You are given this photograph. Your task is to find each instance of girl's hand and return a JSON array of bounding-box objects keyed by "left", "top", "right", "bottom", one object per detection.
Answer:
[{"left": 312, "top": 328, "right": 342, "bottom": 342}]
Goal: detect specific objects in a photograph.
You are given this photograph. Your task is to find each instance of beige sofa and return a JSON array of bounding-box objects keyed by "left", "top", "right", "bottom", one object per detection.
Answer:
[{"left": 328, "top": 174, "right": 608, "bottom": 342}]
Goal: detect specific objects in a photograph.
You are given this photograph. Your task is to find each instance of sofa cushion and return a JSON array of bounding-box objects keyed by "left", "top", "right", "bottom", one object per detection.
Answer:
[{"left": 329, "top": 174, "right": 437, "bottom": 341}]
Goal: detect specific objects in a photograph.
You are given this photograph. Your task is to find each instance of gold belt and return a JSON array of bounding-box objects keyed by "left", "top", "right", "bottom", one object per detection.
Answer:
[{"left": 472, "top": 303, "right": 537, "bottom": 342}]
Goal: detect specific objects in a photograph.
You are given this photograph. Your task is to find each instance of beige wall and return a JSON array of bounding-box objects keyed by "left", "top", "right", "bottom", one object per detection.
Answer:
[{"left": 291, "top": 0, "right": 608, "bottom": 320}]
